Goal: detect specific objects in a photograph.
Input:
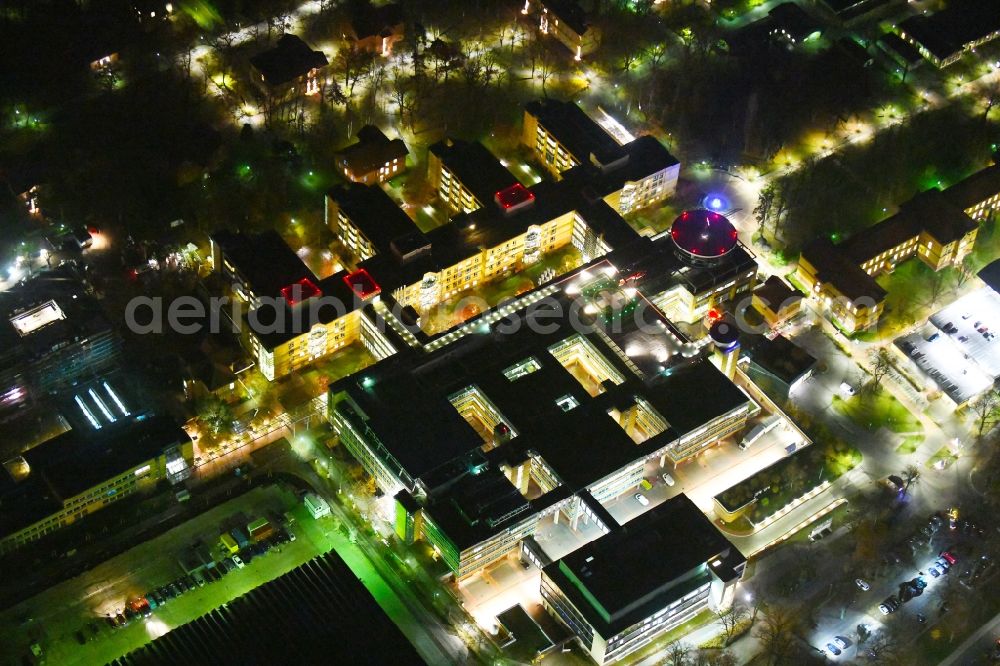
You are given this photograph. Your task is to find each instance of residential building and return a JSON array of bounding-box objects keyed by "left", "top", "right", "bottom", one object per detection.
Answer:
[
  {"left": 346, "top": 2, "right": 404, "bottom": 56},
  {"left": 523, "top": 0, "right": 599, "bottom": 60},
  {"left": 815, "top": 0, "right": 903, "bottom": 26},
  {"left": 751, "top": 276, "right": 803, "bottom": 328},
  {"left": 326, "top": 182, "right": 417, "bottom": 261},
  {"left": 334, "top": 125, "right": 408, "bottom": 185},
  {"left": 428, "top": 138, "right": 519, "bottom": 214},
  {"left": 250, "top": 34, "right": 328, "bottom": 100},
  {"left": 522, "top": 99, "right": 679, "bottom": 212},
  {"left": 943, "top": 163, "right": 1000, "bottom": 221},
  {"left": 0, "top": 414, "right": 192, "bottom": 554},
  {"left": 897, "top": 0, "right": 1000, "bottom": 68},
  {"left": 540, "top": 494, "right": 745, "bottom": 664},
  {"left": 209, "top": 229, "right": 393, "bottom": 381},
  {"left": 796, "top": 172, "right": 991, "bottom": 333}
]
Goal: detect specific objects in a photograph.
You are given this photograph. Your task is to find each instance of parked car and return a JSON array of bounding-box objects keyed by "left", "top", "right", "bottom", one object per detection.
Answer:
[
  {"left": 855, "top": 579, "right": 870, "bottom": 591},
  {"left": 826, "top": 643, "right": 842, "bottom": 656},
  {"left": 232, "top": 555, "right": 245, "bottom": 569},
  {"left": 662, "top": 473, "right": 676, "bottom": 487},
  {"left": 833, "top": 636, "right": 850, "bottom": 649},
  {"left": 634, "top": 493, "right": 650, "bottom": 506},
  {"left": 878, "top": 597, "right": 899, "bottom": 615},
  {"left": 928, "top": 566, "right": 941, "bottom": 578}
]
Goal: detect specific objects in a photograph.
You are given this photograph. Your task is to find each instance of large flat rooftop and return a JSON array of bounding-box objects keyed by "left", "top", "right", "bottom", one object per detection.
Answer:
[{"left": 543, "top": 494, "right": 744, "bottom": 637}]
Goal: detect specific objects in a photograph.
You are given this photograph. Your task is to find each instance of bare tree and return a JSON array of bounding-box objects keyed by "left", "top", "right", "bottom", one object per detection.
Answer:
[
  {"left": 715, "top": 604, "right": 748, "bottom": 645},
  {"left": 335, "top": 45, "right": 376, "bottom": 99},
  {"left": 660, "top": 640, "right": 690, "bottom": 666},
  {"left": 865, "top": 629, "right": 900, "bottom": 664},
  {"left": 754, "top": 605, "right": 798, "bottom": 666},
  {"left": 901, "top": 464, "right": 920, "bottom": 496},
  {"left": 536, "top": 47, "right": 558, "bottom": 96},
  {"left": 972, "top": 389, "right": 1000, "bottom": 440},
  {"left": 927, "top": 268, "right": 948, "bottom": 306},
  {"left": 866, "top": 348, "right": 892, "bottom": 394}
]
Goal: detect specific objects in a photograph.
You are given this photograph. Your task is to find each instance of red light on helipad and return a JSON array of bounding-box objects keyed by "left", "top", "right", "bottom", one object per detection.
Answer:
[
  {"left": 344, "top": 268, "right": 381, "bottom": 300},
  {"left": 494, "top": 183, "right": 535, "bottom": 210},
  {"left": 281, "top": 278, "right": 322, "bottom": 305}
]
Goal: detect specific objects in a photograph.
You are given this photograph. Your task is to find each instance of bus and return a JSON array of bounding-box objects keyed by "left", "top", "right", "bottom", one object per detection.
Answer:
[{"left": 739, "top": 415, "right": 782, "bottom": 451}]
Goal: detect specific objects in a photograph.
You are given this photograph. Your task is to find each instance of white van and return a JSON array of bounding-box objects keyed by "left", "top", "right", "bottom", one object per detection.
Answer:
[{"left": 739, "top": 415, "right": 782, "bottom": 451}]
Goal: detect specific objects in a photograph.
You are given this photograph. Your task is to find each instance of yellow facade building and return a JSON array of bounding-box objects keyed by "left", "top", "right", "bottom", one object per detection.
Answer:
[{"left": 796, "top": 185, "right": 987, "bottom": 333}]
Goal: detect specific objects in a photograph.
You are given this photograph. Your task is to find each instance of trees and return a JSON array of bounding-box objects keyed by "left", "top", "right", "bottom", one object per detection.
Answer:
[
  {"left": 715, "top": 604, "right": 748, "bottom": 646},
  {"left": 901, "top": 464, "right": 920, "bottom": 496},
  {"left": 972, "top": 389, "right": 1000, "bottom": 440},
  {"left": 865, "top": 629, "right": 902, "bottom": 665},
  {"left": 196, "top": 394, "right": 234, "bottom": 436},
  {"left": 660, "top": 640, "right": 690, "bottom": 666},
  {"left": 866, "top": 348, "right": 892, "bottom": 394},
  {"left": 754, "top": 605, "right": 798, "bottom": 666},
  {"left": 335, "top": 45, "right": 376, "bottom": 100}
]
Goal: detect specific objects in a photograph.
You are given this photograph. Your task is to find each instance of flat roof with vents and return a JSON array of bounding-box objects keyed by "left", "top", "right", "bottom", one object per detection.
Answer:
[{"left": 10, "top": 300, "right": 66, "bottom": 337}]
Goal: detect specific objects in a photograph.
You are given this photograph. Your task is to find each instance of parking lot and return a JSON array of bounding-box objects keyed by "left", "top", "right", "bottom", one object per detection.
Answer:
[
  {"left": 809, "top": 508, "right": 997, "bottom": 661},
  {"left": 896, "top": 288, "right": 1000, "bottom": 404},
  {"left": 0, "top": 484, "right": 328, "bottom": 666}
]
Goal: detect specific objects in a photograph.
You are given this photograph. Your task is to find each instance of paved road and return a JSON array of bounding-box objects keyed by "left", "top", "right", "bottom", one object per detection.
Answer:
[{"left": 939, "top": 609, "right": 1000, "bottom": 666}]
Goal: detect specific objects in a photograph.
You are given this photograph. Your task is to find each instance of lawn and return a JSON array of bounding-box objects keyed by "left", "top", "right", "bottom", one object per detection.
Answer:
[
  {"left": 926, "top": 446, "right": 959, "bottom": 470},
  {"left": 832, "top": 391, "right": 922, "bottom": 434},
  {"left": 896, "top": 435, "right": 924, "bottom": 455},
  {"left": 627, "top": 608, "right": 716, "bottom": 662}
]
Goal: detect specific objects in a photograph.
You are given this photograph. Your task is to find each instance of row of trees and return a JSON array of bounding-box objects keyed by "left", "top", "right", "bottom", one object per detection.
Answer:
[{"left": 755, "top": 102, "right": 995, "bottom": 250}]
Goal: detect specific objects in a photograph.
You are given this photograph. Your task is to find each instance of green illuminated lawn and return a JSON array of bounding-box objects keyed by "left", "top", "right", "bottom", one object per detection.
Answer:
[
  {"left": 926, "top": 446, "right": 959, "bottom": 470},
  {"left": 896, "top": 434, "right": 924, "bottom": 455},
  {"left": 832, "top": 392, "right": 922, "bottom": 434},
  {"left": 628, "top": 608, "right": 716, "bottom": 662}
]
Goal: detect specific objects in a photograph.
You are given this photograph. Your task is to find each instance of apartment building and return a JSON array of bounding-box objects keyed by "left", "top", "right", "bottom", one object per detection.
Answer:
[
  {"left": 428, "top": 138, "right": 519, "bottom": 214},
  {"left": 522, "top": 99, "right": 678, "bottom": 213},
  {"left": 795, "top": 169, "right": 997, "bottom": 333},
  {"left": 334, "top": 125, "right": 408, "bottom": 185},
  {"left": 209, "top": 229, "right": 390, "bottom": 380}
]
